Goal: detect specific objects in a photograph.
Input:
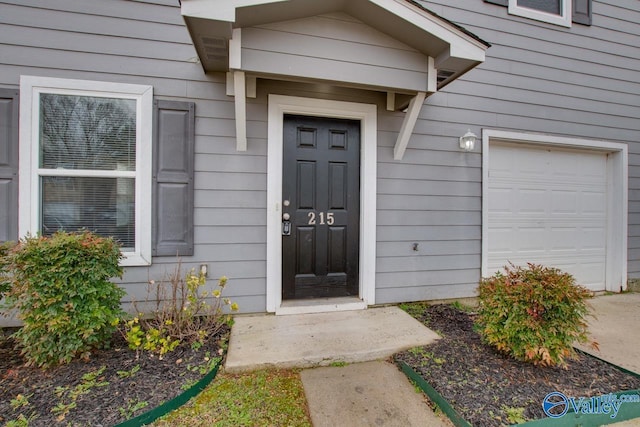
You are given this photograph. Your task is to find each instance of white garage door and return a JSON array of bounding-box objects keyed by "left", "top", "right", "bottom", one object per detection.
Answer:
[{"left": 487, "top": 143, "right": 607, "bottom": 291}]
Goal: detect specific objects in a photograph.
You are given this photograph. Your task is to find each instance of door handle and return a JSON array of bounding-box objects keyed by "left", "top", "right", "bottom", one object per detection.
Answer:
[{"left": 283, "top": 213, "right": 290, "bottom": 221}]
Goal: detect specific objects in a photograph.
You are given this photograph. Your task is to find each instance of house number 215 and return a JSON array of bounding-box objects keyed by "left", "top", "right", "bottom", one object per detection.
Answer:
[{"left": 307, "top": 212, "right": 335, "bottom": 225}]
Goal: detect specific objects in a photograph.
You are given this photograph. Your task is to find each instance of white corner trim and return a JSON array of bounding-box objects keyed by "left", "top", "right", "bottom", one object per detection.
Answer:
[
  {"left": 481, "top": 129, "right": 628, "bottom": 292},
  {"left": 508, "top": 0, "right": 571, "bottom": 27},
  {"left": 266, "top": 95, "right": 377, "bottom": 313},
  {"left": 18, "top": 75, "right": 153, "bottom": 266},
  {"left": 393, "top": 91, "right": 426, "bottom": 160}
]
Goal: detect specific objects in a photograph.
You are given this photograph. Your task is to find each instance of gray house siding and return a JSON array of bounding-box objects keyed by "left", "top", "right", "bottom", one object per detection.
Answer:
[
  {"left": 240, "top": 12, "right": 433, "bottom": 93},
  {"left": 0, "top": 0, "right": 638, "bottom": 315},
  {"left": 393, "top": 0, "right": 640, "bottom": 296},
  {"left": 0, "top": 0, "right": 268, "bottom": 312}
]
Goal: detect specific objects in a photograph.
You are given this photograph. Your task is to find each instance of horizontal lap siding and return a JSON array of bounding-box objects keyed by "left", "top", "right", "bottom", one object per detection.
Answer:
[
  {"left": 0, "top": 0, "right": 268, "bottom": 312},
  {"left": 392, "top": 0, "right": 640, "bottom": 295},
  {"left": 241, "top": 13, "right": 431, "bottom": 92},
  {"left": 375, "top": 99, "right": 483, "bottom": 301},
  {"left": 3, "top": 0, "right": 639, "bottom": 312}
]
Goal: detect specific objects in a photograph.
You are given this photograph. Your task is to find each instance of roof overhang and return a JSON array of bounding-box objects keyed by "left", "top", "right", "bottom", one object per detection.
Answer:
[
  {"left": 181, "top": 0, "right": 489, "bottom": 158},
  {"left": 181, "top": 0, "right": 490, "bottom": 91}
]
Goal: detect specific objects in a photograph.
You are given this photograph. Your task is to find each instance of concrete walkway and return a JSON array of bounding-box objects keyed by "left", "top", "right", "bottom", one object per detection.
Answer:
[
  {"left": 224, "top": 306, "right": 451, "bottom": 426},
  {"left": 223, "top": 295, "right": 640, "bottom": 427},
  {"left": 301, "top": 360, "right": 451, "bottom": 427},
  {"left": 579, "top": 293, "right": 640, "bottom": 427},
  {"left": 576, "top": 292, "right": 640, "bottom": 374}
]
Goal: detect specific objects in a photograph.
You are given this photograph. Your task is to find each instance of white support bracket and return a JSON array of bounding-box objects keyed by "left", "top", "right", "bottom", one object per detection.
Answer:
[
  {"left": 427, "top": 56, "right": 437, "bottom": 93},
  {"left": 233, "top": 70, "right": 247, "bottom": 151},
  {"left": 393, "top": 91, "right": 426, "bottom": 160},
  {"left": 226, "top": 72, "right": 256, "bottom": 98},
  {"left": 386, "top": 92, "right": 395, "bottom": 111}
]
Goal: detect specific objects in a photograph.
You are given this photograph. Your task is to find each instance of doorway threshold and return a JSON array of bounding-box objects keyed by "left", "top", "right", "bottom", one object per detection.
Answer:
[{"left": 276, "top": 297, "right": 366, "bottom": 316}]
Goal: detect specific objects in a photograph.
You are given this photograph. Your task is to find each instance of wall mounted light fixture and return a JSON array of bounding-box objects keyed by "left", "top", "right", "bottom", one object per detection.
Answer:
[{"left": 459, "top": 129, "right": 477, "bottom": 151}]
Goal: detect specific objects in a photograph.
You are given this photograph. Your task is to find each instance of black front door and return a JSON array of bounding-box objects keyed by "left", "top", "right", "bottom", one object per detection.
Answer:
[{"left": 282, "top": 115, "right": 360, "bottom": 299}]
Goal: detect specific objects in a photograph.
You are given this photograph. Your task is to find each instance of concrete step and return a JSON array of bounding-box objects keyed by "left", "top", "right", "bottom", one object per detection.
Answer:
[{"left": 224, "top": 306, "right": 440, "bottom": 373}]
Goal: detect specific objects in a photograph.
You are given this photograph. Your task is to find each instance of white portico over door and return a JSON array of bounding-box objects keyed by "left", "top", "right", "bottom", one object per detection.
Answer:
[{"left": 180, "top": 0, "right": 489, "bottom": 313}]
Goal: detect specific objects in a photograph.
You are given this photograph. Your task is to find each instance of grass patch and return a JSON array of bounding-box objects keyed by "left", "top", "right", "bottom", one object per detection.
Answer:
[
  {"left": 152, "top": 369, "right": 311, "bottom": 427},
  {"left": 449, "top": 301, "right": 476, "bottom": 314},
  {"left": 398, "top": 302, "right": 430, "bottom": 318}
]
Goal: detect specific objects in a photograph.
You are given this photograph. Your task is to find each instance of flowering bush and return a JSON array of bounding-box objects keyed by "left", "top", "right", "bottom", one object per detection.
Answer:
[{"left": 476, "top": 263, "right": 594, "bottom": 367}]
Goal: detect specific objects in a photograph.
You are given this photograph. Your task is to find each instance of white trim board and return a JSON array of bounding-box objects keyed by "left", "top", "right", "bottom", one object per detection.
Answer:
[
  {"left": 267, "top": 95, "right": 377, "bottom": 314},
  {"left": 508, "top": 0, "right": 571, "bottom": 27},
  {"left": 19, "top": 75, "right": 153, "bottom": 266},
  {"left": 481, "top": 129, "right": 628, "bottom": 292}
]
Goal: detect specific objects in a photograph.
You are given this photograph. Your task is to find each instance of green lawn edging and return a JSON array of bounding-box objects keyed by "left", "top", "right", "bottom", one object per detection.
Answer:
[
  {"left": 397, "top": 360, "right": 640, "bottom": 427},
  {"left": 113, "top": 358, "right": 222, "bottom": 427},
  {"left": 398, "top": 361, "right": 471, "bottom": 427},
  {"left": 517, "top": 389, "right": 640, "bottom": 427}
]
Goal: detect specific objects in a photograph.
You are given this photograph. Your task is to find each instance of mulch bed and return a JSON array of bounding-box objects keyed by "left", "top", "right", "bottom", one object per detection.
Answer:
[
  {"left": 395, "top": 304, "right": 640, "bottom": 427},
  {"left": 0, "top": 327, "right": 229, "bottom": 427}
]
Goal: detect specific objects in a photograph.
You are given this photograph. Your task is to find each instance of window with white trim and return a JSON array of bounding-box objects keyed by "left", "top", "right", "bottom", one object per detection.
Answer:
[
  {"left": 19, "top": 76, "right": 153, "bottom": 266},
  {"left": 509, "top": 0, "right": 571, "bottom": 27}
]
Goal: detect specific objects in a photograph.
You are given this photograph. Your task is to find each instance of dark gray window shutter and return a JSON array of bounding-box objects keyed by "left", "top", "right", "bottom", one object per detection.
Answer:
[
  {"left": 0, "top": 89, "right": 19, "bottom": 243},
  {"left": 152, "top": 99, "right": 195, "bottom": 256},
  {"left": 484, "top": 0, "right": 592, "bottom": 25},
  {"left": 572, "top": 0, "right": 592, "bottom": 25}
]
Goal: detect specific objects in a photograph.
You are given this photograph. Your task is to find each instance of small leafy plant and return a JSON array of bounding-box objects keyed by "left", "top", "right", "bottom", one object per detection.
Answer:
[
  {"left": 117, "top": 364, "right": 141, "bottom": 379},
  {"left": 3, "top": 231, "right": 125, "bottom": 368},
  {"left": 476, "top": 263, "right": 593, "bottom": 367},
  {"left": 52, "top": 366, "right": 109, "bottom": 421},
  {"left": 10, "top": 393, "right": 33, "bottom": 410},
  {"left": 120, "top": 260, "right": 237, "bottom": 357},
  {"left": 502, "top": 405, "right": 527, "bottom": 424},
  {"left": 118, "top": 399, "right": 149, "bottom": 419}
]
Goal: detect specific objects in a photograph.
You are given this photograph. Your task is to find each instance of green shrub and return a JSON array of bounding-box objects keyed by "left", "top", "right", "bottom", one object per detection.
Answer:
[
  {"left": 476, "top": 263, "right": 593, "bottom": 367},
  {"left": 4, "top": 231, "right": 125, "bottom": 368}
]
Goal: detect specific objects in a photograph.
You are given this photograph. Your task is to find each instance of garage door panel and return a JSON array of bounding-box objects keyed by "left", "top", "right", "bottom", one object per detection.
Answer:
[
  {"left": 488, "top": 227, "right": 513, "bottom": 252},
  {"left": 487, "top": 143, "right": 607, "bottom": 291},
  {"left": 583, "top": 192, "right": 607, "bottom": 215},
  {"left": 518, "top": 149, "right": 548, "bottom": 175},
  {"left": 488, "top": 256, "right": 605, "bottom": 287},
  {"left": 550, "top": 227, "right": 581, "bottom": 250},
  {"left": 582, "top": 227, "right": 606, "bottom": 250},
  {"left": 518, "top": 190, "right": 547, "bottom": 214},
  {"left": 487, "top": 187, "right": 513, "bottom": 213},
  {"left": 551, "top": 191, "right": 578, "bottom": 214},
  {"left": 514, "top": 227, "right": 547, "bottom": 251}
]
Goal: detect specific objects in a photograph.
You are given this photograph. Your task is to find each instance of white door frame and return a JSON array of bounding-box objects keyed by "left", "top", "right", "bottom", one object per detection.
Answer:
[
  {"left": 482, "top": 129, "right": 628, "bottom": 292},
  {"left": 266, "top": 95, "right": 377, "bottom": 314}
]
